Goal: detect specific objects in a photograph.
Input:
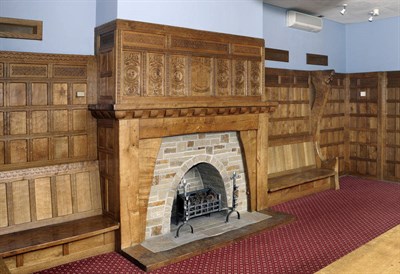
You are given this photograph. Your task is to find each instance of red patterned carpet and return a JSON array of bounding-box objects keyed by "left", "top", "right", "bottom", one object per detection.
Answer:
[{"left": 37, "top": 176, "right": 400, "bottom": 273}]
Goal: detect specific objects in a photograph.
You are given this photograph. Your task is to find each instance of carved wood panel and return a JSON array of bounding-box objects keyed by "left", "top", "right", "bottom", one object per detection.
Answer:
[
  {"left": 191, "top": 57, "right": 212, "bottom": 96},
  {"left": 145, "top": 53, "right": 165, "bottom": 96},
  {"left": 216, "top": 59, "right": 231, "bottom": 96},
  {"left": 95, "top": 20, "right": 265, "bottom": 104},
  {"left": 123, "top": 51, "right": 141, "bottom": 97},
  {"left": 169, "top": 55, "right": 187, "bottom": 96}
]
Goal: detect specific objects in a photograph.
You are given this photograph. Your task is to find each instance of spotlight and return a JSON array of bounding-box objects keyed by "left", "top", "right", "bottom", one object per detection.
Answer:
[
  {"left": 368, "top": 8, "right": 379, "bottom": 22},
  {"left": 340, "top": 4, "right": 347, "bottom": 15}
]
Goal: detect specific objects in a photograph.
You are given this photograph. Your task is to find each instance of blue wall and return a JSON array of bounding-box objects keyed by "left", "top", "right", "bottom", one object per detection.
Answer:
[
  {"left": 1, "top": 1, "right": 399, "bottom": 73},
  {"left": 0, "top": 0, "right": 96, "bottom": 55},
  {"left": 116, "top": 0, "right": 264, "bottom": 38},
  {"left": 263, "top": 4, "right": 346, "bottom": 73},
  {"left": 1, "top": 0, "right": 263, "bottom": 55},
  {"left": 346, "top": 17, "right": 400, "bottom": 73}
]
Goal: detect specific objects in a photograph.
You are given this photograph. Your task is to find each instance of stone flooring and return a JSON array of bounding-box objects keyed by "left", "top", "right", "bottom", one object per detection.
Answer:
[{"left": 141, "top": 211, "right": 272, "bottom": 253}]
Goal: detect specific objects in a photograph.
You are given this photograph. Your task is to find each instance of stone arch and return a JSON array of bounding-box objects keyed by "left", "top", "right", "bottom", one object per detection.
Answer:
[{"left": 161, "top": 155, "right": 232, "bottom": 234}]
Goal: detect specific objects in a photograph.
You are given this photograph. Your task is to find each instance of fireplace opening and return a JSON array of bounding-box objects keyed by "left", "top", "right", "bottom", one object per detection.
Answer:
[{"left": 171, "top": 162, "right": 228, "bottom": 233}]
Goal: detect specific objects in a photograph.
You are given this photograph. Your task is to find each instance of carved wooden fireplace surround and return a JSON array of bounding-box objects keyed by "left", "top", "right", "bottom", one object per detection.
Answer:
[{"left": 90, "top": 20, "right": 276, "bottom": 251}]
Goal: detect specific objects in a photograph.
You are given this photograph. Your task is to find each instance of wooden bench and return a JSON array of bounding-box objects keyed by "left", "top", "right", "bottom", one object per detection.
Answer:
[
  {"left": 0, "top": 215, "right": 119, "bottom": 274},
  {"left": 0, "top": 161, "right": 120, "bottom": 273},
  {"left": 267, "top": 140, "right": 339, "bottom": 206}
]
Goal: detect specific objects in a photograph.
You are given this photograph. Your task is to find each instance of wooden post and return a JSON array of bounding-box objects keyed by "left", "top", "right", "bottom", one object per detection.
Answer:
[
  {"left": 343, "top": 74, "right": 351, "bottom": 173},
  {"left": 377, "top": 72, "right": 387, "bottom": 180},
  {"left": 117, "top": 119, "right": 140, "bottom": 248},
  {"left": 239, "top": 130, "right": 257, "bottom": 212},
  {"left": 256, "top": 113, "right": 269, "bottom": 210}
]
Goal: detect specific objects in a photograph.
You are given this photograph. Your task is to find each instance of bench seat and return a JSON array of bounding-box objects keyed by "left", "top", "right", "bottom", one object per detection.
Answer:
[
  {"left": 269, "top": 168, "right": 336, "bottom": 192},
  {"left": 0, "top": 215, "right": 119, "bottom": 273}
]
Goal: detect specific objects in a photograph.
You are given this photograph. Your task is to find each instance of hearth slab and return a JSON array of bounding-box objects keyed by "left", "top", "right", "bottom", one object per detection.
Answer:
[{"left": 121, "top": 209, "right": 294, "bottom": 272}]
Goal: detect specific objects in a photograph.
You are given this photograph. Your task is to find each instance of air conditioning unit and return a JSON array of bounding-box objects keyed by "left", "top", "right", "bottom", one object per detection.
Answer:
[{"left": 287, "top": 10, "right": 323, "bottom": 32}]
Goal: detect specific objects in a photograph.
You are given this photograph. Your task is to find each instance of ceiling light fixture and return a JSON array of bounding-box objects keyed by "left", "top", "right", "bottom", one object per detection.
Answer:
[
  {"left": 368, "top": 8, "right": 379, "bottom": 22},
  {"left": 340, "top": 4, "right": 347, "bottom": 15}
]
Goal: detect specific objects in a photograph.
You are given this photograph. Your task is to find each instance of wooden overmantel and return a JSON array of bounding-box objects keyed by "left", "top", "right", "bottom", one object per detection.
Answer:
[{"left": 90, "top": 19, "right": 277, "bottom": 249}]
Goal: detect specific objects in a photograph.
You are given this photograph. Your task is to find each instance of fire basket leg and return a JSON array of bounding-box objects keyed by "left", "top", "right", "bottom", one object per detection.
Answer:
[
  {"left": 175, "top": 222, "right": 194, "bottom": 238},
  {"left": 225, "top": 210, "right": 240, "bottom": 223}
]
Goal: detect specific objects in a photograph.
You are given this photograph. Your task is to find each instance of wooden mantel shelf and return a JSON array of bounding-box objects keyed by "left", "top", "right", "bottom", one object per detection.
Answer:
[{"left": 89, "top": 97, "right": 277, "bottom": 119}]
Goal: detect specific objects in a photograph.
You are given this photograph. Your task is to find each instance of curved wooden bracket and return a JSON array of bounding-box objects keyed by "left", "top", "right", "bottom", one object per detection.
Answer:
[{"left": 314, "top": 141, "right": 340, "bottom": 190}]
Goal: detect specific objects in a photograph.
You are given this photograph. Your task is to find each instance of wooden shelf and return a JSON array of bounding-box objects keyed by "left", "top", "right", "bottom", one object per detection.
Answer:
[{"left": 0, "top": 17, "right": 42, "bottom": 40}]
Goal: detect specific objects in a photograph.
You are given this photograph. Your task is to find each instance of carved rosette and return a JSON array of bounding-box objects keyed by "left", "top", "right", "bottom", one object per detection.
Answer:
[
  {"left": 249, "top": 61, "right": 261, "bottom": 95},
  {"left": 191, "top": 57, "right": 212, "bottom": 96},
  {"left": 216, "top": 59, "right": 230, "bottom": 96},
  {"left": 233, "top": 60, "right": 246, "bottom": 95},
  {"left": 146, "top": 53, "right": 165, "bottom": 96},
  {"left": 123, "top": 52, "right": 141, "bottom": 96},
  {"left": 170, "top": 55, "right": 186, "bottom": 96}
]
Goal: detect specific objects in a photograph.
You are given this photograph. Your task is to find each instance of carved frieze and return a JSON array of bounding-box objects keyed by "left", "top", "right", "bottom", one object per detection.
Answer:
[
  {"left": 0, "top": 160, "right": 99, "bottom": 183},
  {"left": 53, "top": 65, "right": 87, "bottom": 78},
  {"left": 249, "top": 61, "right": 261, "bottom": 96},
  {"left": 169, "top": 55, "right": 186, "bottom": 96},
  {"left": 233, "top": 60, "right": 247, "bottom": 96},
  {"left": 123, "top": 31, "right": 166, "bottom": 49},
  {"left": 0, "top": 63, "right": 3, "bottom": 78},
  {"left": 191, "top": 57, "right": 212, "bottom": 96},
  {"left": 10, "top": 64, "right": 48, "bottom": 78},
  {"left": 123, "top": 51, "right": 141, "bottom": 96},
  {"left": 216, "top": 59, "right": 231, "bottom": 96},
  {"left": 232, "top": 44, "right": 261, "bottom": 57},
  {"left": 145, "top": 53, "right": 165, "bottom": 96},
  {"left": 170, "top": 37, "right": 229, "bottom": 54}
]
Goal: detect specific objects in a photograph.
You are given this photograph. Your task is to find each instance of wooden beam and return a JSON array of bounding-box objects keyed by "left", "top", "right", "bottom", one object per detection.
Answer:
[
  {"left": 0, "top": 17, "right": 42, "bottom": 40},
  {"left": 265, "top": 48, "right": 289, "bottom": 62},
  {"left": 139, "top": 115, "right": 261, "bottom": 139},
  {"left": 307, "top": 53, "right": 328, "bottom": 66}
]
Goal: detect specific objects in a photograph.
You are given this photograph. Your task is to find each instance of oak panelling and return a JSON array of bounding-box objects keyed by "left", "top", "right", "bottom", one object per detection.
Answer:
[
  {"left": 348, "top": 73, "right": 379, "bottom": 177},
  {"left": 95, "top": 19, "right": 264, "bottom": 104},
  {"left": 319, "top": 73, "right": 346, "bottom": 173},
  {"left": 97, "top": 120, "right": 118, "bottom": 220},
  {"left": 34, "top": 178, "right": 52, "bottom": 221},
  {"left": 268, "top": 142, "right": 316, "bottom": 175},
  {"left": 0, "top": 183, "right": 7, "bottom": 227},
  {"left": 385, "top": 71, "right": 400, "bottom": 181},
  {"left": 0, "top": 160, "right": 102, "bottom": 235},
  {"left": 265, "top": 68, "right": 311, "bottom": 140},
  {"left": 0, "top": 51, "right": 97, "bottom": 171}
]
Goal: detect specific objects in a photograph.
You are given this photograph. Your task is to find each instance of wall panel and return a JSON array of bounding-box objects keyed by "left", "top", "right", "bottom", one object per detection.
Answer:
[
  {"left": 0, "top": 161, "right": 102, "bottom": 235},
  {"left": 385, "top": 72, "right": 400, "bottom": 181},
  {"left": 319, "top": 73, "right": 346, "bottom": 173},
  {"left": 348, "top": 73, "right": 379, "bottom": 177},
  {"left": 265, "top": 68, "right": 311, "bottom": 142},
  {"left": 0, "top": 51, "right": 97, "bottom": 171}
]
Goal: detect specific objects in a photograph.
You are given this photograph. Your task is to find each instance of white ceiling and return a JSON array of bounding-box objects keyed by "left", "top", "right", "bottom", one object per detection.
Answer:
[{"left": 263, "top": 0, "right": 400, "bottom": 24}]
